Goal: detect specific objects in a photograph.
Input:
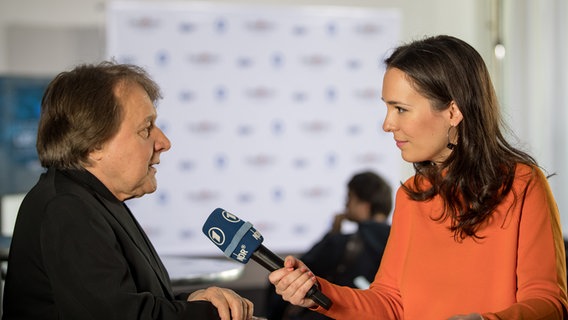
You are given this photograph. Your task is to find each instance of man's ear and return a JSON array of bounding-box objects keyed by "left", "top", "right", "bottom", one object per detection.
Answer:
[
  {"left": 88, "top": 146, "right": 104, "bottom": 162},
  {"left": 361, "top": 201, "right": 373, "bottom": 219},
  {"left": 448, "top": 101, "right": 463, "bottom": 126}
]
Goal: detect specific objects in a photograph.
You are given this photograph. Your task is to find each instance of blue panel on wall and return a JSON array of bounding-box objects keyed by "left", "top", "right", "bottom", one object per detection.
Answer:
[{"left": 0, "top": 76, "right": 52, "bottom": 194}]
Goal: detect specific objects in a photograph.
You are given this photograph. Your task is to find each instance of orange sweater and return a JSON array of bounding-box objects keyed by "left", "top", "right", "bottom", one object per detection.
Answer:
[{"left": 314, "top": 164, "right": 567, "bottom": 319}]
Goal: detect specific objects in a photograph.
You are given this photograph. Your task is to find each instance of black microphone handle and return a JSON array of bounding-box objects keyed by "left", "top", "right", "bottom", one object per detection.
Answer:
[
  {"left": 250, "top": 244, "right": 284, "bottom": 272},
  {"left": 251, "top": 245, "right": 333, "bottom": 310}
]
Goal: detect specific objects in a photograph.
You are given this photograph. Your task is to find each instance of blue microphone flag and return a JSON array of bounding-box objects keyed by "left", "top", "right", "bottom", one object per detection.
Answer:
[{"left": 202, "top": 208, "right": 264, "bottom": 263}]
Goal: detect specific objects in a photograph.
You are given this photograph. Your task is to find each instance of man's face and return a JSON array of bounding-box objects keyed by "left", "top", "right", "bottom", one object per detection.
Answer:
[
  {"left": 87, "top": 83, "right": 171, "bottom": 201},
  {"left": 345, "top": 191, "right": 371, "bottom": 222}
]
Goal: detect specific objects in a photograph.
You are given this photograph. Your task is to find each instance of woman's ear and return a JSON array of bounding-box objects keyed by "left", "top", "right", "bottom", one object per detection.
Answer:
[{"left": 448, "top": 101, "right": 463, "bottom": 126}]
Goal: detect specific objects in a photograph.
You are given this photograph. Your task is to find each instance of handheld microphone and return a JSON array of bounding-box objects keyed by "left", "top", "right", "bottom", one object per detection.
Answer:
[{"left": 202, "top": 208, "right": 333, "bottom": 310}]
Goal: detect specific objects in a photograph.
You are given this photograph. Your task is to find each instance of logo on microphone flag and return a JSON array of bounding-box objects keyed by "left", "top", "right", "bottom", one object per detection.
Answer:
[
  {"left": 202, "top": 208, "right": 264, "bottom": 264},
  {"left": 207, "top": 227, "right": 225, "bottom": 246},
  {"left": 221, "top": 210, "right": 240, "bottom": 223}
]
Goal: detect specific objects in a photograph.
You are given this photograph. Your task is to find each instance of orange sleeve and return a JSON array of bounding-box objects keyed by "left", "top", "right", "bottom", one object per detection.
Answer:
[
  {"left": 483, "top": 167, "right": 568, "bottom": 319},
  {"left": 311, "top": 186, "right": 410, "bottom": 319}
]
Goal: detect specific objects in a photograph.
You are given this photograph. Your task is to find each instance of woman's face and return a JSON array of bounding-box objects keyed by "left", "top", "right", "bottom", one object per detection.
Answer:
[
  {"left": 87, "top": 83, "right": 171, "bottom": 201},
  {"left": 381, "top": 68, "right": 461, "bottom": 164}
]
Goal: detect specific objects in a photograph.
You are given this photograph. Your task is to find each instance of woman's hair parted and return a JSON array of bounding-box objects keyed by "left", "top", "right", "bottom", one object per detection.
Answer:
[
  {"left": 385, "top": 35, "right": 537, "bottom": 240},
  {"left": 36, "top": 61, "right": 162, "bottom": 169}
]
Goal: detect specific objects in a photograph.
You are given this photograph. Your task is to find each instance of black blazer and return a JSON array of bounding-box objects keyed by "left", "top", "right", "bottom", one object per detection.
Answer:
[{"left": 3, "top": 168, "right": 219, "bottom": 319}]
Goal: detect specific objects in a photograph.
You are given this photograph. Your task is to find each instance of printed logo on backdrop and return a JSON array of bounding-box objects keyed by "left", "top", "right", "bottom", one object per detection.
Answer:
[{"left": 108, "top": 2, "right": 401, "bottom": 255}]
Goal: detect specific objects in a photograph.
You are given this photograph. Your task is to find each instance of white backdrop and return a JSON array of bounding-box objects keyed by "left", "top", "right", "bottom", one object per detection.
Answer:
[{"left": 107, "top": 2, "right": 402, "bottom": 255}]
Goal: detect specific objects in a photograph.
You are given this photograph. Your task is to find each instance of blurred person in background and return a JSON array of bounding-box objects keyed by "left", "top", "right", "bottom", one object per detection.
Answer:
[{"left": 266, "top": 170, "right": 392, "bottom": 320}]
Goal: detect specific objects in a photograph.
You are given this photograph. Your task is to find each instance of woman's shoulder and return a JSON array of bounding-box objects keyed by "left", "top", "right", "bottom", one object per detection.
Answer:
[
  {"left": 399, "top": 172, "right": 433, "bottom": 191},
  {"left": 514, "top": 163, "right": 546, "bottom": 179},
  {"left": 513, "top": 163, "right": 552, "bottom": 192},
  {"left": 515, "top": 162, "right": 535, "bottom": 174}
]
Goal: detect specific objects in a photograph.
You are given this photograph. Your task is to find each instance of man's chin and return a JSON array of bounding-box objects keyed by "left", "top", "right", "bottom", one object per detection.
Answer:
[
  {"left": 133, "top": 181, "right": 158, "bottom": 199},
  {"left": 143, "top": 184, "right": 158, "bottom": 196}
]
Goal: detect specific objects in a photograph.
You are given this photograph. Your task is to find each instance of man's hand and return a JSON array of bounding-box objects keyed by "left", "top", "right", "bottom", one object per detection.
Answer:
[
  {"left": 188, "top": 286, "right": 253, "bottom": 320},
  {"left": 330, "top": 213, "right": 347, "bottom": 233}
]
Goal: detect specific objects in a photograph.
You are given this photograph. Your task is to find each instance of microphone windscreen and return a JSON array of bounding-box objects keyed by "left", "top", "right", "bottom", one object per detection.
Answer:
[{"left": 202, "top": 208, "right": 264, "bottom": 263}]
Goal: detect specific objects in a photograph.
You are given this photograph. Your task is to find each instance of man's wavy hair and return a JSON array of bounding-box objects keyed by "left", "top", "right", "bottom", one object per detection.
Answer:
[{"left": 37, "top": 61, "right": 162, "bottom": 169}]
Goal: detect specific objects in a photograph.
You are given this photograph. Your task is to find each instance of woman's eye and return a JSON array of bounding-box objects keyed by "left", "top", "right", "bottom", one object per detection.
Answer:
[{"left": 395, "top": 106, "right": 406, "bottom": 113}]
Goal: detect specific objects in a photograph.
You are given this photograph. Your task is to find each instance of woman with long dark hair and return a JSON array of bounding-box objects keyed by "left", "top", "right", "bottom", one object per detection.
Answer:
[{"left": 268, "top": 35, "right": 568, "bottom": 319}]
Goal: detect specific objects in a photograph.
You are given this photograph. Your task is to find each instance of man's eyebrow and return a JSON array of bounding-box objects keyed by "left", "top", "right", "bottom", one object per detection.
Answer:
[
  {"left": 138, "top": 115, "right": 156, "bottom": 127},
  {"left": 145, "top": 114, "right": 157, "bottom": 122}
]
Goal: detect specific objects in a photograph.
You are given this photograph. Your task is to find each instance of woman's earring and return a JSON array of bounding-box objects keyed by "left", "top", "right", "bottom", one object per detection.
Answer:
[{"left": 447, "top": 125, "right": 457, "bottom": 150}]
